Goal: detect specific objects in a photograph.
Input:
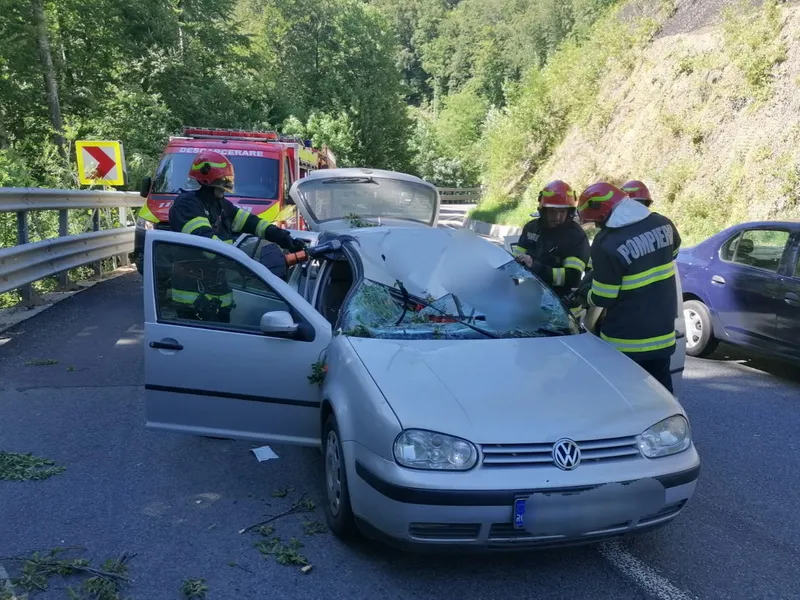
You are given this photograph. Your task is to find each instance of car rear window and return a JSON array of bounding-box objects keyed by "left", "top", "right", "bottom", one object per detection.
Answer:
[{"left": 152, "top": 152, "right": 280, "bottom": 199}]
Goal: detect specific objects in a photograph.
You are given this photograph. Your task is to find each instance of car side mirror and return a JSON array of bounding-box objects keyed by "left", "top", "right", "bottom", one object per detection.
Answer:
[
  {"left": 260, "top": 311, "right": 299, "bottom": 335},
  {"left": 140, "top": 176, "right": 152, "bottom": 198}
]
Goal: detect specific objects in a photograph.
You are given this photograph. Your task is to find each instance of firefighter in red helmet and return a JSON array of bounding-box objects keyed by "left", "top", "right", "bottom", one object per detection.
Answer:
[
  {"left": 574, "top": 182, "right": 682, "bottom": 392},
  {"left": 621, "top": 180, "right": 653, "bottom": 208},
  {"left": 167, "top": 150, "right": 305, "bottom": 322},
  {"left": 515, "top": 180, "right": 590, "bottom": 301}
]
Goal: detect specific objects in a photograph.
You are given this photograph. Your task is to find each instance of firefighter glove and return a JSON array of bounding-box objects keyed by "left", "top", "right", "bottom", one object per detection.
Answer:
[
  {"left": 286, "top": 237, "right": 306, "bottom": 253},
  {"left": 576, "top": 275, "right": 593, "bottom": 302},
  {"left": 269, "top": 226, "right": 300, "bottom": 251},
  {"left": 529, "top": 261, "right": 548, "bottom": 277}
]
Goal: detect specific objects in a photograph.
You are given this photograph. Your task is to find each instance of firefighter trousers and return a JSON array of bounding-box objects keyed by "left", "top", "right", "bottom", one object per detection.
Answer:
[{"left": 631, "top": 356, "right": 673, "bottom": 393}]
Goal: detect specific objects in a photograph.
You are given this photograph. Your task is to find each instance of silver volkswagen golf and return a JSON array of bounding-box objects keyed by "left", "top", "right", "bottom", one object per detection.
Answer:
[{"left": 142, "top": 168, "right": 699, "bottom": 550}]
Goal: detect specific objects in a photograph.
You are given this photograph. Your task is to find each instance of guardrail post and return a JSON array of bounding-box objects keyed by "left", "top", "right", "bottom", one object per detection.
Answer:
[
  {"left": 117, "top": 207, "right": 130, "bottom": 268},
  {"left": 58, "top": 209, "right": 69, "bottom": 288},
  {"left": 16, "top": 211, "right": 33, "bottom": 303},
  {"left": 92, "top": 209, "right": 102, "bottom": 278}
]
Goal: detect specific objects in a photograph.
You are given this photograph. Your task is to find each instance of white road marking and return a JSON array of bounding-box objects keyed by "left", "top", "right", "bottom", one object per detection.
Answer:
[{"left": 599, "top": 541, "right": 698, "bottom": 600}]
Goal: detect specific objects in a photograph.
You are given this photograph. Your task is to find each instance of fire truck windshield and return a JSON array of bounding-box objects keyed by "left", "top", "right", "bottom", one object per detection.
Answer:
[{"left": 151, "top": 152, "right": 280, "bottom": 199}]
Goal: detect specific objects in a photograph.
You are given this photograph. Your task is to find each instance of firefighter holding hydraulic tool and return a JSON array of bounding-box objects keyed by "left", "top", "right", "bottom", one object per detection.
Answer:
[
  {"left": 515, "top": 180, "right": 590, "bottom": 305},
  {"left": 167, "top": 150, "right": 306, "bottom": 323}
]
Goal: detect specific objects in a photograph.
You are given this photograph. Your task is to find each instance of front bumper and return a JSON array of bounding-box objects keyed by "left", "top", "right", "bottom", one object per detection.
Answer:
[{"left": 346, "top": 443, "right": 700, "bottom": 552}]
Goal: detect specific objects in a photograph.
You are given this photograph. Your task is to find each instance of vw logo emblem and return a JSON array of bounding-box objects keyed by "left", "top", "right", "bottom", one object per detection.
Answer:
[{"left": 552, "top": 438, "right": 581, "bottom": 470}]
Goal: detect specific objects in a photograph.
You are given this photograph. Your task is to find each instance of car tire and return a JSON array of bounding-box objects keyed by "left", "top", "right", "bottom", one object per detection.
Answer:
[
  {"left": 322, "top": 413, "right": 357, "bottom": 540},
  {"left": 683, "top": 299, "right": 719, "bottom": 357}
]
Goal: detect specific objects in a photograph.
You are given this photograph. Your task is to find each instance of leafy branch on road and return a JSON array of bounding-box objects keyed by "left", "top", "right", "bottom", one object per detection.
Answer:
[
  {"left": 238, "top": 494, "right": 314, "bottom": 535},
  {"left": 181, "top": 578, "right": 208, "bottom": 600},
  {"left": 271, "top": 487, "right": 294, "bottom": 499},
  {"left": 239, "top": 490, "right": 323, "bottom": 572},
  {"left": 24, "top": 359, "right": 58, "bottom": 366},
  {"left": 255, "top": 536, "right": 309, "bottom": 566},
  {"left": 0, "top": 452, "right": 66, "bottom": 481},
  {"left": 301, "top": 518, "right": 328, "bottom": 535},
  {"left": 0, "top": 548, "right": 133, "bottom": 599}
]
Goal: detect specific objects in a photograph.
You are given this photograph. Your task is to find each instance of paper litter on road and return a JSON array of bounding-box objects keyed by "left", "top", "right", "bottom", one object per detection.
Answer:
[{"left": 252, "top": 446, "right": 279, "bottom": 462}]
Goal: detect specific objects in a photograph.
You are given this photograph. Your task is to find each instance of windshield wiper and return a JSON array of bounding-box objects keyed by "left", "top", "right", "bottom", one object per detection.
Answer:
[
  {"left": 389, "top": 283, "right": 498, "bottom": 339},
  {"left": 322, "top": 177, "right": 379, "bottom": 185},
  {"left": 534, "top": 326, "right": 572, "bottom": 337}
]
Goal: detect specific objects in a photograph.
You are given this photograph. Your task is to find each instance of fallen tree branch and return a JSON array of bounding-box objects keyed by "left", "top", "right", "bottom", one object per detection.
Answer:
[
  {"left": 0, "top": 551, "right": 134, "bottom": 583},
  {"left": 238, "top": 493, "right": 309, "bottom": 534}
]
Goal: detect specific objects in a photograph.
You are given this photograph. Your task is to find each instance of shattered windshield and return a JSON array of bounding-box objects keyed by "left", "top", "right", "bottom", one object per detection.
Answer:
[
  {"left": 294, "top": 176, "right": 437, "bottom": 226},
  {"left": 338, "top": 228, "right": 579, "bottom": 340}
]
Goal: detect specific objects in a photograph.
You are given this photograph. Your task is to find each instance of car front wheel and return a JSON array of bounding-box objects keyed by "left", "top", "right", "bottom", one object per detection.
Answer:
[
  {"left": 322, "top": 413, "right": 357, "bottom": 540},
  {"left": 683, "top": 299, "right": 719, "bottom": 357}
]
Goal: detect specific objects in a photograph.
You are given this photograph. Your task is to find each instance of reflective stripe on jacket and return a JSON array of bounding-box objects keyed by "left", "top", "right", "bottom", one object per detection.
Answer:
[
  {"left": 587, "top": 210, "right": 682, "bottom": 360},
  {"left": 516, "top": 218, "right": 590, "bottom": 296}
]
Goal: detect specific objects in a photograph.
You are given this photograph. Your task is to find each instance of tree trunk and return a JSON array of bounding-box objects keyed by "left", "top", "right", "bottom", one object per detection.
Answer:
[
  {"left": 177, "top": 0, "right": 185, "bottom": 55},
  {"left": 31, "top": 0, "right": 66, "bottom": 160},
  {"left": 0, "top": 108, "right": 8, "bottom": 149}
]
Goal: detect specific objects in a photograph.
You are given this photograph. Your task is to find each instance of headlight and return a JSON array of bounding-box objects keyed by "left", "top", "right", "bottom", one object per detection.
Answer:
[
  {"left": 393, "top": 429, "right": 478, "bottom": 470},
  {"left": 637, "top": 415, "right": 691, "bottom": 458},
  {"left": 136, "top": 217, "right": 155, "bottom": 230}
]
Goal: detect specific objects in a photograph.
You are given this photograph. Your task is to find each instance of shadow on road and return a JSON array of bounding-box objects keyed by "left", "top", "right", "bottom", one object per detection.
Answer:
[{"left": 696, "top": 342, "right": 800, "bottom": 385}]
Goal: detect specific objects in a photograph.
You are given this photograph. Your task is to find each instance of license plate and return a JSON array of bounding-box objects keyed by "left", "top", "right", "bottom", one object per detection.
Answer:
[{"left": 513, "top": 497, "right": 527, "bottom": 529}]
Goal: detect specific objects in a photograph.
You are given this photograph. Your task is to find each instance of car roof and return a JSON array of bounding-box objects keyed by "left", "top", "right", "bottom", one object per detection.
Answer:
[
  {"left": 299, "top": 167, "right": 436, "bottom": 188},
  {"left": 333, "top": 226, "right": 513, "bottom": 296},
  {"left": 732, "top": 219, "right": 800, "bottom": 227}
]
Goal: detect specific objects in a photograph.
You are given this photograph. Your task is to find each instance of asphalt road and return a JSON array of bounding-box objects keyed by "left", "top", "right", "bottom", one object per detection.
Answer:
[{"left": 2, "top": 230, "right": 800, "bottom": 599}]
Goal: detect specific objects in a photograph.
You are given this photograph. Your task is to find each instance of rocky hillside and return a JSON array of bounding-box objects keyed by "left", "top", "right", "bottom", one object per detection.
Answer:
[{"left": 476, "top": 0, "right": 800, "bottom": 245}]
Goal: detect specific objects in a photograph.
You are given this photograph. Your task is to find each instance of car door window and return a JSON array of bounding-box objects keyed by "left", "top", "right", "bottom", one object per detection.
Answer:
[
  {"left": 719, "top": 232, "right": 741, "bottom": 261},
  {"left": 153, "top": 240, "right": 296, "bottom": 334},
  {"left": 730, "top": 229, "right": 789, "bottom": 273},
  {"left": 794, "top": 247, "right": 800, "bottom": 278}
]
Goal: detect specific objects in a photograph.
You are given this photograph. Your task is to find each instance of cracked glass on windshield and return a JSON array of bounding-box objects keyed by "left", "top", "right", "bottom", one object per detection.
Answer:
[{"left": 338, "top": 228, "right": 578, "bottom": 340}]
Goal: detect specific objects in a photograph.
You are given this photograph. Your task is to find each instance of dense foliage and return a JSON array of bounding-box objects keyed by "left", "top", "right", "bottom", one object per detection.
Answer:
[{"left": 0, "top": 0, "right": 621, "bottom": 195}]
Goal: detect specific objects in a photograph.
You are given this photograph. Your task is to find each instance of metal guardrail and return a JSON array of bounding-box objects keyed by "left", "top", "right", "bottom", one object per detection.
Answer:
[
  {"left": 0, "top": 188, "right": 145, "bottom": 211},
  {"left": 0, "top": 188, "right": 144, "bottom": 300},
  {"left": 438, "top": 187, "right": 481, "bottom": 204},
  {"left": 0, "top": 185, "right": 481, "bottom": 302}
]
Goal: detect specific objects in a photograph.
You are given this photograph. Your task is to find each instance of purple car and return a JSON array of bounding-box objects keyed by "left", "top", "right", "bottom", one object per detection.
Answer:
[{"left": 675, "top": 220, "right": 800, "bottom": 361}]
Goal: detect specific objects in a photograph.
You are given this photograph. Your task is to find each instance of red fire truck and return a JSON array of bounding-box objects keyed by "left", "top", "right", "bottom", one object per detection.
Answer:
[{"left": 131, "top": 126, "right": 335, "bottom": 273}]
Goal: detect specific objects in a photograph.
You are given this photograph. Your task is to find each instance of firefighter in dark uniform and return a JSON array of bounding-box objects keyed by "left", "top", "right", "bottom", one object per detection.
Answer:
[
  {"left": 575, "top": 182, "right": 682, "bottom": 392},
  {"left": 515, "top": 180, "right": 590, "bottom": 305},
  {"left": 168, "top": 149, "right": 305, "bottom": 323}
]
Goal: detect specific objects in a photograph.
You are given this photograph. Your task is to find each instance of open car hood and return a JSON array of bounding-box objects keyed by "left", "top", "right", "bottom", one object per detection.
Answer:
[
  {"left": 347, "top": 333, "right": 684, "bottom": 444},
  {"left": 288, "top": 168, "right": 440, "bottom": 232}
]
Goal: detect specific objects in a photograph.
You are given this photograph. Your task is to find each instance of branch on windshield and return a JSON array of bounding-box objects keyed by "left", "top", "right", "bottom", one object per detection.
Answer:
[
  {"left": 388, "top": 282, "right": 498, "bottom": 339},
  {"left": 347, "top": 213, "right": 377, "bottom": 228}
]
